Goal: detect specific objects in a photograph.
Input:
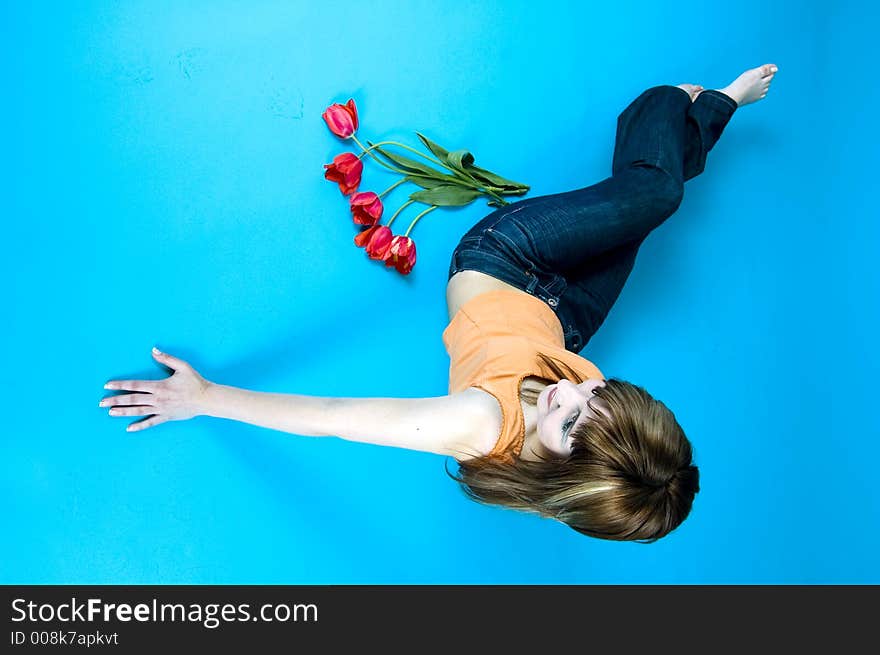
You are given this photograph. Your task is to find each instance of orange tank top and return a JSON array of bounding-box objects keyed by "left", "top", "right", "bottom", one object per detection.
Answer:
[{"left": 442, "top": 289, "right": 604, "bottom": 461}]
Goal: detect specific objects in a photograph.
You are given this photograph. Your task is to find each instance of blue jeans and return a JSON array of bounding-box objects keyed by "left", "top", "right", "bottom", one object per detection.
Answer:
[{"left": 447, "top": 85, "right": 738, "bottom": 352}]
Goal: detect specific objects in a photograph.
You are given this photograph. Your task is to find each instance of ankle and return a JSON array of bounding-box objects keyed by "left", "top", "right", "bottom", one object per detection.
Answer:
[{"left": 714, "top": 87, "right": 741, "bottom": 107}]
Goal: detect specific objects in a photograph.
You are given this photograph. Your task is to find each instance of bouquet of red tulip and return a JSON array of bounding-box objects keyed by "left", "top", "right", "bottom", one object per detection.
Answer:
[{"left": 322, "top": 97, "right": 529, "bottom": 275}]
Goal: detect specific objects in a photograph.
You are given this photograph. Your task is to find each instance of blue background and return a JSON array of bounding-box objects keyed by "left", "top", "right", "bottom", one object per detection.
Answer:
[{"left": 4, "top": 0, "right": 877, "bottom": 583}]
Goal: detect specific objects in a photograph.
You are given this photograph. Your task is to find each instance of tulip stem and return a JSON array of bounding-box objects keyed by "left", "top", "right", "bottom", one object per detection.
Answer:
[
  {"left": 386, "top": 199, "right": 416, "bottom": 229},
  {"left": 353, "top": 135, "right": 410, "bottom": 176},
  {"left": 368, "top": 138, "right": 487, "bottom": 191},
  {"left": 478, "top": 187, "right": 509, "bottom": 205},
  {"left": 367, "top": 139, "right": 447, "bottom": 169},
  {"left": 351, "top": 135, "right": 509, "bottom": 206},
  {"left": 404, "top": 205, "right": 439, "bottom": 237},
  {"left": 370, "top": 140, "right": 510, "bottom": 206},
  {"left": 378, "top": 178, "right": 407, "bottom": 198}
]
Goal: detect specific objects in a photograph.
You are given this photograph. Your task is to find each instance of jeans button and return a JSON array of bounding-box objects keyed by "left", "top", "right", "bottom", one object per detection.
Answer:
[{"left": 548, "top": 298, "right": 558, "bottom": 307}]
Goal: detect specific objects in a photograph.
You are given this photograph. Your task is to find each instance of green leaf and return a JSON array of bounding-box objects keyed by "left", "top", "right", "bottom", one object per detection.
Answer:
[
  {"left": 444, "top": 149, "right": 480, "bottom": 183},
  {"left": 366, "top": 141, "right": 453, "bottom": 181},
  {"left": 404, "top": 175, "right": 449, "bottom": 190},
  {"left": 445, "top": 146, "right": 530, "bottom": 193},
  {"left": 409, "top": 185, "right": 482, "bottom": 206},
  {"left": 369, "top": 140, "right": 482, "bottom": 189},
  {"left": 465, "top": 164, "right": 530, "bottom": 191},
  {"left": 415, "top": 132, "right": 450, "bottom": 160},
  {"left": 446, "top": 149, "right": 476, "bottom": 169},
  {"left": 384, "top": 134, "right": 529, "bottom": 197}
]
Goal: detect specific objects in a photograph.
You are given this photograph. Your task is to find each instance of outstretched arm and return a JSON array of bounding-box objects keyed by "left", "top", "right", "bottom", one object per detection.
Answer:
[
  {"left": 203, "top": 384, "right": 485, "bottom": 457},
  {"left": 101, "top": 347, "right": 486, "bottom": 459}
]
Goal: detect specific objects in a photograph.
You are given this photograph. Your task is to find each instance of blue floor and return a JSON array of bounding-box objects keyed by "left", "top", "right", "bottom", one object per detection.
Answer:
[{"left": 4, "top": 1, "right": 877, "bottom": 583}]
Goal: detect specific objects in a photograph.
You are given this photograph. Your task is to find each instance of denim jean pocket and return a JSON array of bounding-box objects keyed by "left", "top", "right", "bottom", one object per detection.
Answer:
[
  {"left": 487, "top": 228, "right": 567, "bottom": 308},
  {"left": 486, "top": 210, "right": 564, "bottom": 275}
]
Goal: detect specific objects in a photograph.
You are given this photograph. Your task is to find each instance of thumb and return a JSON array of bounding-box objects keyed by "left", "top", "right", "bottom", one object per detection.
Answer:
[{"left": 152, "top": 346, "right": 186, "bottom": 370}]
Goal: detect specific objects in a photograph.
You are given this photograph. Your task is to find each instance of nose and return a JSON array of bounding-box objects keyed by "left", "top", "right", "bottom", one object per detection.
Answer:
[
  {"left": 580, "top": 378, "right": 606, "bottom": 393},
  {"left": 556, "top": 378, "right": 605, "bottom": 404},
  {"left": 555, "top": 378, "right": 579, "bottom": 403}
]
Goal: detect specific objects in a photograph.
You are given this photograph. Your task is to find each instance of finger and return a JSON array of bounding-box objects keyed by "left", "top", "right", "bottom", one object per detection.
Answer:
[
  {"left": 104, "top": 379, "right": 159, "bottom": 393},
  {"left": 152, "top": 346, "right": 189, "bottom": 371},
  {"left": 108, "top": 406, "right": 156, "bottom": 417},
  {"left": 100, "top": 392, "right": 154, "bottom": 408},
  {"left": 126, "top": 415, "right": 169, "bottom": 433}
]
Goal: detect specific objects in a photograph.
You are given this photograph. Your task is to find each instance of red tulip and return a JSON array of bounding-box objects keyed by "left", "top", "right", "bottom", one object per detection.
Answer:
[
  {"left": 354, "top": 224, "right": 378, "bottom": 248},
  {"left": 354, "top": 225, "right": 393, "bottom": 261},
  {"left": 322, "top": 98, "right": 359, "bottom": 139},
  {"left": 323, "top": 152, "right": 363, "bottom": 195},
  {"left": 385, "top": 236, "right": 417, "bottom": 275},
  {"left": 349, "top": 192, "right": 383, "bottom": 226}
]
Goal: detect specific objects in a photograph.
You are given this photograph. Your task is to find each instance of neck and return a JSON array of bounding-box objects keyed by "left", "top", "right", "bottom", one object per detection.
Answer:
[
  {"left": 519, "top": 393, "right": 556, "bottom": 462},
  {"left": 517, "top": 378, "right": 567, "bottom": 463}
]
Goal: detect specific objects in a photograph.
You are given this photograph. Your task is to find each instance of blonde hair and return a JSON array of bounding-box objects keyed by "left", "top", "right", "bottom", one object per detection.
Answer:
[{"left": 446, "top": 359, "right": 699, "bottom": 543}]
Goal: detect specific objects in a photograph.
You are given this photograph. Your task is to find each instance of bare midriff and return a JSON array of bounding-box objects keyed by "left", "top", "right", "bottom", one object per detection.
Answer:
[{"left": 446, "top": 270, "right": 534, "bottom": 322}]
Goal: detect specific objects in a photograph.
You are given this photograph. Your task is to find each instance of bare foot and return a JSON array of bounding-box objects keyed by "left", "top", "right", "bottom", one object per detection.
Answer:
[
  {"left": 675, "top": 83, "right": 704, "bottom": 102},
  {"left": 716, "top": 64, "right": 779, "bottom": 107}
]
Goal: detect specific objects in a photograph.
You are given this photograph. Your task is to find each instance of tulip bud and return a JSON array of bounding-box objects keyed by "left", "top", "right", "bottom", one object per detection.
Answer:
[
  {"left": 364, "top": 225, "right": 393, "bottom": 261},
  {"left": 386, "top": 235, "right": 417, "bottom": 275},
  {"left": 322, "top": 98, "right": 359, "bottom": 139},
  {"left": 354, "top": 225, "right": 378, "bottom": 248},
  {"left": 323, "top": 152, "right": 363, "bottom": 195},
  {"left": 349, "top": 192, "right": 384, "bottom": 226}
]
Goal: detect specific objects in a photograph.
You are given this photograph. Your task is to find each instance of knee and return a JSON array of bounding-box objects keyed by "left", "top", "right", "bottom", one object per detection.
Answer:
[
  {"left": 657, "top": 174, "right": 684, "bottom": 214},
  {"left": 639, "top": 85, "right": 691, "bottom": 104},
  {"left": 642, "top": 168, "right": 683, "bottom": 215}
]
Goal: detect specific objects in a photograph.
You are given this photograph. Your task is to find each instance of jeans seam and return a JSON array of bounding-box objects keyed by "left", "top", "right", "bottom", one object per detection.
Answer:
[
  {"left": 698, "top": 89, "right": 738, "bottom": 112},
  {"left": 451, "top": 247, "right": 530, "bottom": 279},
  {"left": 456, "top": 235, "right": 483, "bottom": 248}
]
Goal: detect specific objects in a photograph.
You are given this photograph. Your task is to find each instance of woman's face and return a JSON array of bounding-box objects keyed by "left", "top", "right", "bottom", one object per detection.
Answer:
[{"left": 537, "top": 378, "right": 609, "bottom": 456}]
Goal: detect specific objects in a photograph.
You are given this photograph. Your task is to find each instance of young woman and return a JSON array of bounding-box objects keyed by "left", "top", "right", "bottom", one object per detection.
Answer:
[{"left": 100, "top": 63, "right": 778, "bottom": 543}]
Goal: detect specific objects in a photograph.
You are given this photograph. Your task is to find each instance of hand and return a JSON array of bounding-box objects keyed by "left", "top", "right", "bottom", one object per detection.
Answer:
[{"left": 100, "top": 347, "right": 212, "bottom": 432}]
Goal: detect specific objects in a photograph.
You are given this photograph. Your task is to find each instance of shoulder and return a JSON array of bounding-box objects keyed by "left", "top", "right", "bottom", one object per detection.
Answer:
[{"left": 452, "top": 387, "right": 503, "bottom": 462}]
